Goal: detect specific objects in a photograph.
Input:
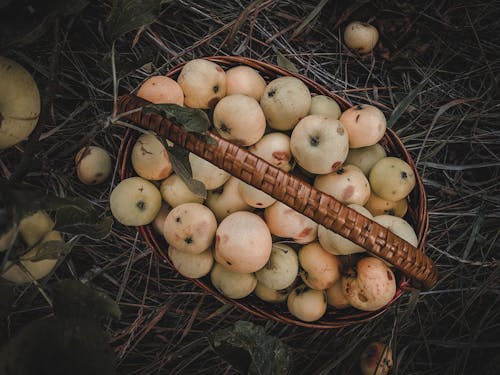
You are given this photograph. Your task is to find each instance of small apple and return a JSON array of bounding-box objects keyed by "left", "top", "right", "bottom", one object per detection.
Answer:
[
  {"left": 287, "top": 285, "right": 327, "bottom": 322},
  {"left": 238, "top": 181, "right": 276, "bottom": 208},
  {"left": 248, "top": 132, "right": 294, "bottom": 172},
  {"left": 345, "top": 143, "right": 387, "bottom": 175},
  {"left": 225, "top": 65, "right": 266, "bottom": 101},
  {"left": 75, "top": 146, "right": 112, "bottom": 185},
  {"left": 260, "top": 76, "right": 311, "bottom": 131},
  {"left": 255, "top": 243, "right": 298, "bottom": 290},
  {"left": 0, "top": 56, "right": 40, "bottom": 149},
  {"left": 210, "top": 263, "right": 257, "bottom": 299},
  {"left": 205, "top": 177, "right": 251, "bottom": 221},
  {"left": 213, "top": 94, "right": 266, "bottom": 146},
  {"left": 314, "top": 165, "right": 371, "bottom": 205},
  {"left": 298, "top": 242, "right": 341, "bottom": 290},
  {"left": 290, "top": 115, "right": 349, "bottom": 174},
  {"left": 189, "top": 153, "right": 230, "bottom": 190},
  {"left": 264, "top": 201, "right": 318, "bottom": 244},
  {"left": 131, "top": 133, "right": 172, "bottom": 181},
  {"left": 373, "top": 215, "right": 418, "bottom": 247},
  {"left": 339, "top": 104, "right": 386, "bottom": 148},
  {"left": 168, "top": 245, "right": 214, "bottom": 278},
  {"left": 137, "top": 75, "right": 184, "bottom": 105},
  {"left": 177, "top": 59, "right": 226, "bottom": 108},
  {"left": 344, "top": 21, "right": 379, "bottom": 54},
  {"left": 369, "top": 157, "right": 415, "bottom": 201},
  {"left": 254, "top": 282, "right": 290, "bottom": 303},
  {"left": 365, "top": 193, "right": 408, "bottom": 217},
  {"left": 326, "top": 280, "right": 350, "bottom": 309},
  {"left": 160, "top": 174, "right": 204, "bottom": 207},
  {"left": 163, "top": 203, "right": 217, "bottom": 254},
  {"left": 214, "top": 211, "right": 272, "bottom": 273},
  {"left": 110, "top": 177, "right": 162, "bottom": 226},
  {"left": 360, "top": 342, "right": 393, "bottom": 375},
  {"left": 309, "top": 95, "right": 341, "bottom": 119},
  {"left": 1, "top": 230, "right": 63, "bottom": 284}
]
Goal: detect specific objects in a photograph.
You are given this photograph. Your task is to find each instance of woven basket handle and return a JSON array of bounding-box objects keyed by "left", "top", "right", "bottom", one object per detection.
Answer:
[{"left": 116, "top": 94, "right": 438, "bottom": 289}]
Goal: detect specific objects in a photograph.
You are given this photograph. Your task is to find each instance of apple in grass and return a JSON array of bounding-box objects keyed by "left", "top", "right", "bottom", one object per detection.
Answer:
[
  {"left": 260, "top": 76, "right": 311, "bottom": 131},
  {"left": 213, "top": 94, "right": 266, "bottom": 146},
  {"left": 290, "top": 115, "right": 349, "bottom": 174},
  {"left": 214, "top": 211, "right": 272, "bottom": 274},
  {"left": 264, "top": 201, "right": 318, "bottom": 244},
  {"left": 177, "top": 59, "right": 226, "bottom": 109},
  {"left": 75, "top": 146, "right": 112, "bottom": 185},
  {"left": 248, "top": 132, "right": 294, "bottom": 172},
  {"left": 110, "top": 177, "right": 162, "bottom": 226},
  {"left": 344, "top": 21, "right": 379, "bottom": 54}
]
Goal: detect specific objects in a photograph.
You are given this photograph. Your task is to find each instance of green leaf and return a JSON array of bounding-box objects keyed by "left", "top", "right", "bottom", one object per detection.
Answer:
[
  {"left": 0, "top": 183, "right": 113, "bottom": 240},
  {"left": 167, "top": 145, "right": 207, "bottom": 199},
  {"left": 291, "top": 0, "right": 329, "bottom": 39},
  {"left": 387, "top": 80, "right": 427, "bottom": 128},
  {"left": 25, "top": 240, "right": 68, "bottom": 261},
  {"left": 276, "top": 52, "right": 298, "bottom": 74},
  {"left": 52, "top": 280, "right": 121, "bottom": 321},
  {"left": 208, "top": 320, "right": 292, "bottom": 375},
  {"left": 0, "top": 317, "right": 116, "bottom": 375},
  {"left": 55, "top": 206, "right": 113, "bottom": 240},
  {"left": 106, "top": 0, "right": 160, "bottom": 42},
  {"left": 144, "top": 103, "right": 211, "bottom": 133}
]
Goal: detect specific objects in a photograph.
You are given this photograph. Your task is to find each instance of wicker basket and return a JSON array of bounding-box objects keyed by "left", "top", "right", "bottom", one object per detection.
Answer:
[{"left": 116, "top": 56, "right": 437, "bottom": 329}]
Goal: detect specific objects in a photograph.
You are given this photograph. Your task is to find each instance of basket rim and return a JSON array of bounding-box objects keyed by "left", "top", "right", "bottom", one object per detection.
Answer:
[{"left": 115, "top": 55, "right": 436, "bottom": 328}]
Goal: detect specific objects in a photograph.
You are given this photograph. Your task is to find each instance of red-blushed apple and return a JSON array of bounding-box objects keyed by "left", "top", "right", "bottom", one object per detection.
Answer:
[
  {"left": 137, "top": 76, "right": 184, "bottom": 105},
  {"left": 163, "top": 203, "right": 217, "bottom": 254},
  {"left": 248, "top": 132, "right": 294, "bottom": 172},
  {"left": 225, "top": 65, "right": 266, "bottom": 101},
  {"left": 214, "top": 211, "right": 272, "bottom": 273}
]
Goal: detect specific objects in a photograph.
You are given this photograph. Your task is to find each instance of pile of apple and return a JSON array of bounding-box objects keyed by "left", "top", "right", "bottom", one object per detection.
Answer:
[{"left": 107, "top": 59, "right": 419, "bottom": 322}]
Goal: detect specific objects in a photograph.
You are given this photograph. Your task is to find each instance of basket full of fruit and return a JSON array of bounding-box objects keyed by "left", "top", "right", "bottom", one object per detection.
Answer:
[{"left": 113, "top": 56, "right": 437, "bottom": 328}]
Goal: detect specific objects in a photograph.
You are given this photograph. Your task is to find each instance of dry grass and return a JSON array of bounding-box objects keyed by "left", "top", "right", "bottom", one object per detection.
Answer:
[{"left": 1, "top": 0, "right": 499, "bottom": 374}]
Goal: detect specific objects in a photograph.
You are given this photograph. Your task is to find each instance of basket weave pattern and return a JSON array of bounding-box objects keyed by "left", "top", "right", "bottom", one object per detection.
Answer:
[{"left": 116, "top": 56, "right": 437, "bottom": 328}]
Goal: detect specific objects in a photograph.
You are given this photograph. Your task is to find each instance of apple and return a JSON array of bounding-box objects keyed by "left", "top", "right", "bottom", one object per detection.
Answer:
[
  {"left": 1, "top": 230, "right": 62, "bottom": 283},
  {"left": 75, "top": 146, "right": 112, "bottom": 185},
  {"left": 205, "top": 177, "right": 251, "bottom": 221},
  {"left": 214, "top": 211, "right": 272, "bottom": 273},
  {"left": 314, "top": 164, "right": 371, "bottom": 205},
  {"left": 189, "top": 153, "right": 230, "bottom": 190},
  {"left": 298, "top": 242, "right": 341, "bottom": 290},
  {"left": 255, "top": 243, "right": 298, "bottom": 290},
  {"left": 160, "top": 174, "right": 204, "bottom": 207},
  {"left": 225, "top": 65, "right": 266, "bottom": 101},
  {"left": 0, "top": 56, "right": 40, "bottom": 149},
  {"left": 369, "top": 157, "right": 415, "bottom": 201},
  {"left": 290, "top": 115, "right": 349, "bottom": 174},
  {"left": 168, "top": 245, "right": 214, "bottom": 278},
  {"left": 110, "top": 177, "right": 162, "bottom": 226},
  {"left": 365, "top": 193, "right": 408, "bottom": 217},
  {"left": 373, "top": 215, "right": 418, "bottom": 247},
  {"left": 260, "top": 76, "right": 311, "bottom": 131},
  {"left": 238, "top": 181, "right": 276, "bottom": 208},
  {"left": 344, "top": 21, "right": 379, "bottom": 54},
  {"left": 254, "top": 282, "right": 290, "bottom": 303},
  {"left": 151, "top": 203, "right": 171, "bottom": 235},
  {"left": 213, "top": 94, "right": 266, "bottom": 146},
  {"left": 360, "top": 342, "right": 393, "bottom": 375},
  {"left": 131, "top": 133, "right": 172, "bottom": 181},
  {"left": 287, "top": 285, "right": 327, "bottom": 322},
  {"left": 248, "top": 132, "right": 294, "bottom": 172},
  {"left": 137, "top": 75, "right": 184, "bottom": 105},
  {"left": 177, "top": 59, "right": 226, "bottom": 108},
  {"left": 339, "top": 104, "right": 386, "bottom": 148},
  {"left": 318, "top": 204, "right": 373, "bottom": 255},
  {"left": 163, "top": 203, "right": 217, "bottom": 254},
  {"left": 326, "top": 280, "right": 350, "bottom": 309},
  {"left": 264, "top": 201, "right": 318, "bottom": 244},
  {"left": 309, "top": 95, "right": 341, "bottom": 119},
  {"left": 210, "top": 263, "right": 257, "bottom": 299},
  {"left": 345, "top": 143, "right": 387, "bottom": 175}
]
